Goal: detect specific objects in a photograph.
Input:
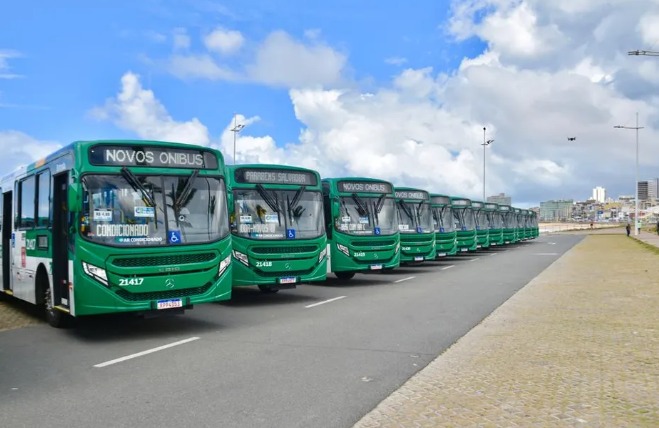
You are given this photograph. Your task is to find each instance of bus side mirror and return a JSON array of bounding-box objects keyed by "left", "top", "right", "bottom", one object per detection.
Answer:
[{"left": 68, "top": 183, "right": 81, "bottom": 212}]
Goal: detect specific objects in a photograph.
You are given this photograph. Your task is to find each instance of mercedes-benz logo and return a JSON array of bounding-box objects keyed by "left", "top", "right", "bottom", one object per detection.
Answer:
[
  {"left": 285, "top": 263, "right": 291, "bottom": 270},
  {"left": 374, "top": 253, "right": 379, "bottom": 259},
  {"left": 165, "top": 278, "right": 175, "bottom": 289}
]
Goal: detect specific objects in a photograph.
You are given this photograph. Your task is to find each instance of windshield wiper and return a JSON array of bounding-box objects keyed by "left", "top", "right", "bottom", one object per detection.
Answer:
[
  {"left": 287, "top": 186, "right": 307, "bottom": 223},
  {"left": 121, "top": 167, "right": 156, "bottom": 207},
  {"left": 397, "top": 200, "right": 414, "bottom": 222},
  {"left": 415, "top": 201, "right": 426, "bottom": 229},
  {"left": 375, "top": 193, "right": 386, "bottom": 214},
  {"left": 351, "top": 193, "right": 369, "bottom": 217},
  {"left": 256, "top": 184, "right": 282, "bottom": 226},
  {"left": 173, "top": 170, "right": 199, "bottom": 212}
]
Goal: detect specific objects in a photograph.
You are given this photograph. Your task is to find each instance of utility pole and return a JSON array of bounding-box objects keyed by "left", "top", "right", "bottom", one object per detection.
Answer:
[
  {"left": 614, "top": 113, "right": 644, "bottom": 236},
  {"left": 230, "top": 114, "right": 245, "bottom": 165},
  {"left": 628, "top": 50, "right": 659, "bottom": 56},
  {"left": 482, "top": 127, "right": 494, "bottom": 202}
]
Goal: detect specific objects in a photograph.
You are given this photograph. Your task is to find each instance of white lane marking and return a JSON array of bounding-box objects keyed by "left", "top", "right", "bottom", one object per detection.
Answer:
[
  {"left": 94, "top": 337, "right": 200, "bottom": 368},
  {"left": 394, "top": 276, "right": 415, "bottom": 283},
  {"left": 534, "top": 253, "right": 559, "bottom": 256},
  {"left": 305, "top": 296, "right": 347, "bottom": 308},
  {"left": 548, "top": 242, "right": 556, "bottom": 245},
  {"left": 490, "top": 253, "right": 497, "bottom": 256},
  {"left": 441, "top": 265, "right": 455, "bottom": 270},
  {"left": 469, "top": 258, "right": 479, "bottom": 262}
]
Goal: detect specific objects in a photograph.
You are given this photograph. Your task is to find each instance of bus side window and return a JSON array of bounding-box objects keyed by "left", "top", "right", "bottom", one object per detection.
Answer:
[{"left": 321, "top": 183, "right": 332, "bottom": 239}]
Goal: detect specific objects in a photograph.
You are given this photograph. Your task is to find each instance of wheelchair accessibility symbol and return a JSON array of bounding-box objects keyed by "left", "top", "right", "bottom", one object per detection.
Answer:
[
  {"left": 374, "top": 227, "right": 381, "bottom": 236},
  {"left": 168, "top": 230, "right": 182, "bottom": 244},
  {"left": 286, "top": 229, "right": 296, "bottom": 239}
]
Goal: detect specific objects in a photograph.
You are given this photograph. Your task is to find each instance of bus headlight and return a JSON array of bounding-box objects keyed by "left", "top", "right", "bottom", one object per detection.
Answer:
[
  {"left": 218, "top": 254, "right": 231, "bottom": 276},
  {"left": 232, "top": 250, "right": 249, "bottom": 266},
  {"left": 82, "top": 262, "right": 108, "bottom": 286},
  {"left": 318, "top": 247, "right": 327, "bottom": 262},
  {"left": 395, "top": 242, "right": 400, "bottom": 253},
  {"left": 337, "top": 243, "right": 350, "bottom": 256}
]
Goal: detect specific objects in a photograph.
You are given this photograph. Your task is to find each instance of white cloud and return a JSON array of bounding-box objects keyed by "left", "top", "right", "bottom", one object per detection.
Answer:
[
  {"left": 203, "top": 28, "right": 244, "bottom": 55},
  {"left": 0, "top": 131, "right": 61, "bottom": 173},
  {"left": 164, "top": 29, "right": 347, "bottom": 88},
  {"left": 173, "top": 27, "right": 191, "bottom": 50},
  {"left": 385, "top": 57, "right": 408, "bottom": 66},
  {"left": 90, "top": 72, "right": 210, "bottom": 145},
  {"left": 0, "top": 49, "right": 23, "bottom": 79}
]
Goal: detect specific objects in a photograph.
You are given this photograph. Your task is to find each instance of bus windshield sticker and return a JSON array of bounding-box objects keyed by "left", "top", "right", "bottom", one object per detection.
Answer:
[
  {"left": 399, "top": 224, "right": 409, "bottom": 231},
  {"left": 287, "top": 229, "right": 296, "bottom": 239},
  {"left": 134, "top": 206, "right": 155, "bottom": 218},
  {"left": 240, "top": 215, "right": 253, "bottom": 224},
  {"left": 341, "top": 216, "right": 351, "bottom": 223},
  {"left": 96, "top": 224, "right": 149, "bottom": 237},
  {"left": 94, "top": 209, "right": 113, "bottom": 222},
  {"left": 359, "top": 216, "right": 369, "bottom": 224},
  {"left": 265, "top": 214, "right": 279, "bottom": 223},
  {"left": 168, "top": 230, "right": 182, "bottom": 244}
]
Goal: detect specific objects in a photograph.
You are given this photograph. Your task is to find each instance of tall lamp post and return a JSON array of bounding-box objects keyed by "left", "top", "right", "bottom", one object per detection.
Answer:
[
  {"left": 230, "top": 114, "right": 245, "bottom": 165},
  {"left": 482, "top": 127, "right": 494, "bottom": 202},
  {"left": 614, "top": 112, "right": 643, "bottom": 236}
]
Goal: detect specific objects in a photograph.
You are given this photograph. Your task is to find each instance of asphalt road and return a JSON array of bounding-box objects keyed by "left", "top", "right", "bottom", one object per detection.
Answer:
[{"left": 0, "top": 235, "right": 582, "bottom": 427}]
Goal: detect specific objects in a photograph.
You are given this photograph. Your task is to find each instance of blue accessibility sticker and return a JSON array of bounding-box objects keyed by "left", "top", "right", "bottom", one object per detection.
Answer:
[
  {"left": 416, "top": 226, "right": 423, "bottom": 233},
  {"left": 286, "top": 229, "right": 296, "bottom": 239},
  {"left": 439, "top": 227, "right": 445, "bottom": 233},
  {"left": 168, "top": 230, "right": 182, "bottom": 244},
  {"left": 374, "top": 227, "right": 381, "bottom": 235}
]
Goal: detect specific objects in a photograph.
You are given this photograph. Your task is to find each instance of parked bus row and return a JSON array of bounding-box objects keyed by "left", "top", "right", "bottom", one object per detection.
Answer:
[{"left": 0, "top": 140, "right": 538, "bottom": 327}]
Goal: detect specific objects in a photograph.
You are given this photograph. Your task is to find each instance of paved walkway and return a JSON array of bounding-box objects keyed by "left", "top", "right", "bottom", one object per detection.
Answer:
[{"left": 355, "top": 231, "right": 659, "bottom": 427}]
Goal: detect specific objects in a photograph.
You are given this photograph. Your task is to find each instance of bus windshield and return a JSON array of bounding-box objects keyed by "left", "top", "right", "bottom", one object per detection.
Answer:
[
  {"left": 488, "top": 211, "right": 503, "bottom": 229},
  {"left": 397, "top": 200, "right": 433, "bottom": 233},
  {"left": 232, "top": 188, "right": 324, "bottom": 240},
  {"left": 502, "top": 212, "right": 515, "bottom": 228},
  {"left": 453, "top": 207, "right": 475, "bottom": 230},
  {"left": 432, "top": 206, "right": 455, "bottom": 233},
  {"left": 337, "top": 194, "right": 397, "bottom": 235},
  {"left": 81, "top": 173, "right": 229, "bottom": 246},
  {"left": 475, "top": 209, "right": 489, "bottom": 230}
]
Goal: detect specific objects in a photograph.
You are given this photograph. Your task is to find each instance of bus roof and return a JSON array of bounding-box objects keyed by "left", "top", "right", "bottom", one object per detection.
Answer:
[
  {"left": 429, "top": 193, "right": 451, "bottom": 206},
  {"left": 322, "top": 177, "right": 395, "bottom": 195},
  {"left": 450, "top": 196, "right": 472, "bottom": 207},
  {"left": 394, "top": 187, "right": 429, "bottom": 201},
  {"left": 227, "top": 163, "right": 321, "bottom": 187}
]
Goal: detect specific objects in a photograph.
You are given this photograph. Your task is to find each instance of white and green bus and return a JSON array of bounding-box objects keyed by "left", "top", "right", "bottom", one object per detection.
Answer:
[{"left": 0, "top": 140, "right": 233, "bottom": 327}]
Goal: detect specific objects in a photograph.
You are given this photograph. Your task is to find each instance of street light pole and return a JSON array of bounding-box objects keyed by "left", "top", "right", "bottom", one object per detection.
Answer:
[
  {"left": 614, "top": 112, "right": 644, "bottom": 236},
  {"left": 230, "top": 114, "right": 245, "bottom": 165},
  {"left": 481, "top": 127, "right": 494, "bottom": 201}
]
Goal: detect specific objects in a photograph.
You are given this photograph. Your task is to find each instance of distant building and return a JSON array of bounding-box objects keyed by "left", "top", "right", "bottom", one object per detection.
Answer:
[
  {"left": 647, "top": 178, "right": 659, "bottom": 201},
  {"left": 539, "top": 200, "right": 574, "bottom": 221},
  {"left": 592, "top": 186, "right": 606, "bottom": 203},
  {"left": 487, "top": 193, "right": 511, "bottom": 206},
  {"left": 638, "top": 181, "right": 649, "bottom": 201}
]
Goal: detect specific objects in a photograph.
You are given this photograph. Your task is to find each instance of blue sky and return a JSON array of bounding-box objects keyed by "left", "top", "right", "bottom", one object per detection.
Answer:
[{"left": 2, "top": 0, "right": 659, "bottom": 207}]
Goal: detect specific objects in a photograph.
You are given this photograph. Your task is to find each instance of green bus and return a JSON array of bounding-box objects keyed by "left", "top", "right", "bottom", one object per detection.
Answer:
[
  {"left": 226, "top": 164, "right": 326, "bottom": 292},
  {"left": 484, "top": 202, "right": 504, "bottom": 246},
  {"left": 0, "top": 140, "right": 233, "bottom": 327},
  {"left": 451, "top": 197, "right": 477, "bottom": 252},
  {"left": 471, "top": 201, "right": 489, "bottom": 249},
  {"left": 322, "top": 177, "right": 400, "bottom": 280},
  {"left": 394, "top": 187, "right": 436, "bottom": 263},
  {"left": 514, "top": 208, "right": 524, "bottom": 242},
  {"left": 430, "top": 194, "right": 457, "bottom": 257},
  {"left": 522, "top": 209, "right": 533, "bottom": 240},
  {"left": 531, "top": 211, "right": 539, "bottom": 238},
  {"left": 499, "top": 204, "right": 516, "bottom": 244}
]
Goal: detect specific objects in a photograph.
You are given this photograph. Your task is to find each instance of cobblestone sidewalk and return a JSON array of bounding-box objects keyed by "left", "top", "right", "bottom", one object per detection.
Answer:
[
  {"left": 0, "top": 295, "right": 43, "bottom": 332},
  {"left": 355, "top": 235, "right": 659, "bottom": 427}
]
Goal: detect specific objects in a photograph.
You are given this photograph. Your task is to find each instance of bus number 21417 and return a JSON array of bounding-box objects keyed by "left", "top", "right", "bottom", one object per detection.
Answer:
[{"left": 119, "top": 278, "right": 144, "bottom": 286}]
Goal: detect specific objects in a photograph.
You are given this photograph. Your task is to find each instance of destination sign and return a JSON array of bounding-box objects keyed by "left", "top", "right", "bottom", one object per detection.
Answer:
[
  {"left": 395, "top": 190, "right": 428, "bottom": 200},
  {"left": 431, "top": 196, "right": 450, "bottom": 205},
  {"left": 471, "top": 202, "right": 483, "bottom": 208},
  {"left": 235, "top": 168, "right": 317, "bottom": 186},
  {"left": 337, "top": 181, "right": 392, "bottom": 194},
  {"left": 499, "top": 206, "right": 510, "bottom": 211},
  {"left": 89, "top": 145, "right": 218, "bottom": 169},
  {"left": 451, "top": 199, "right": 470, "bottom": 206},
  {"left": 485, "top": 203, "right": 498, "bottom": 210}
]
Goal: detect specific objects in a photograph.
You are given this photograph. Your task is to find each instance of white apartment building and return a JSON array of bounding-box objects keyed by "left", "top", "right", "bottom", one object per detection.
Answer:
[{"left": 592, "top": 186, "right": 606, "bottom": 203}]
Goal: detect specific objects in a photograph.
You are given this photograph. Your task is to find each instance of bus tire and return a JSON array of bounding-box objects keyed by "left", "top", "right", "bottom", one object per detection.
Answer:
[
  {"left": 38, "top": 271, "right": 71, "bottom": 328},
  {"left": 335, "top": 272, "right": 355, "bottom": 280},
  {"left": 258, "top": 285, "right": 279, "bottom": 294}
]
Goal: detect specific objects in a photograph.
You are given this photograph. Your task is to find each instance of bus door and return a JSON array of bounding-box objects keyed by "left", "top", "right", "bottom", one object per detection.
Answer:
[
  {"left": 51, "top": 173, "right": 69, "bottom": 306},
  {"left": 1, "top": 189, "right": 11, "bottom": 292}
]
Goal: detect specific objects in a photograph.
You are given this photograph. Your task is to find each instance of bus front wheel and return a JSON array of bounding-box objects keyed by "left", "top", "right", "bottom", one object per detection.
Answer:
[
  {"left": 335, "top": 272, "right": 355, "bottom": 281},
  {"left": 41, "top": 279, "right": 71, "bottom": 328},
  {"left": 258, "top": 285, "right": 279, "bottom": 294}
]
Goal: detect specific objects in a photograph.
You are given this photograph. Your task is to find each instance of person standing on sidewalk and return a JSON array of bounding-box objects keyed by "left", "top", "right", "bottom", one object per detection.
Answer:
[{"left": 626, "top": 222, "right": 631, "bottom": 237}]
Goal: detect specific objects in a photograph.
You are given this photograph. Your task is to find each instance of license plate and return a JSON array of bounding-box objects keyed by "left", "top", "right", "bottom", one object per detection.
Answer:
[
  {"left": 491, "top": 243, "right": 497, "bottom": 246},
  {"left": 437, "top": 252, "right": 446, "bottom": 257},
  {"left": 279, "top": 277, "right": 297, "bottom": 284},
  {"left": 157, "top": 298, "right": 182, "bottom": 310},
  {"left": 505, "top": 241, "right": 510, "bottom": 244},
  {"left": 460, "top": 248, "right": 468, "bottom": 252},
  {"left": 414, "top": 256, "right": 424, "bottom": 261},
  {"left": 370, "top": 264, "right": 383, "bottom": 270},
  {"left": 476, "top": 245, "right": 481, "bottom": 248}
]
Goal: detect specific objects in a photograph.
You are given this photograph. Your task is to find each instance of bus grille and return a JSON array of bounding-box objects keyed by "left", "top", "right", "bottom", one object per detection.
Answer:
[
  {"left": 351, "top": 240, "right": 396, "bottom": 247},
  {"left": 111, "top": 253, "right": 216, "bottom": 267},
  {"left": 116, "top": 283, "right": 212, "bottom": 301},
  {"left": 401, "top": 235, "right": 433, "bottom": 243},
  {"left": 251, "top": 246, "right": 317, "bottom": 254}
]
